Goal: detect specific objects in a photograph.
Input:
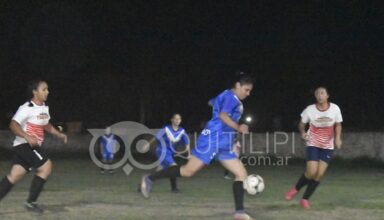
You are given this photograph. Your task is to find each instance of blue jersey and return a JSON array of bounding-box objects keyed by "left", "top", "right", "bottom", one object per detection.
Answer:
[
  {"left": 101, "top": 134, "right": 117, "bottom": 157},
  {"left": 156, "top": 125, "right": 189, "bottom": 149},
  {"left": 192, "top": 90, "right": 243, "bottom": 165},
  {"left": 205, "top": 89, "right": 243, "bottom": 133}
]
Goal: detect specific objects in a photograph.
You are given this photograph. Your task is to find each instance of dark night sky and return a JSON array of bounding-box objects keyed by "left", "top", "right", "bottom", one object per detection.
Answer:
[{"left": 0, "top": 0, "right": 383, "bottom": 131}]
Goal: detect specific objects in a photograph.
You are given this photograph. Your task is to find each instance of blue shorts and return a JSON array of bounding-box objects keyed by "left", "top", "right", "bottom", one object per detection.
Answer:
[
  {"left": 306, "top": 146, "right": 333, "bottom": 164},
  {"left": 192, "top": 131, "right": 237, "bottom": 165},
  {"left": 156, "top": 147, "right": 176, "bottom": 168}
]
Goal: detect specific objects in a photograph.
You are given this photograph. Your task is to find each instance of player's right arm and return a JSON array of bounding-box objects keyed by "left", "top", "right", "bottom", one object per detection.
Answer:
[
  {"left": 219, "top": 112, "right": 249, "bottom": 134},
  {"left": 9, "top": 120, "right": 38, "bottom": 146},
  {"left": 10, "top": 105, "right": 39, "bottom": 146},
  {"left": 299, "top": 106, "right": 310, "bottom": 141},
  {"left": 298, "top": 121, "right": 309, "bottom": 141}
]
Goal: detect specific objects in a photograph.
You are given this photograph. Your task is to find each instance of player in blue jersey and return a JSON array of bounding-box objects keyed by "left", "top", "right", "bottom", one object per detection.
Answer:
[
  {"left": 140, "top": 73, "right": 254, "bottom": 220},
  {"left": 154, "top": 113, "right": 190, "bottom": 192},
  {"left": 100, "top": 127, "right": 118, "bottom": 174}
]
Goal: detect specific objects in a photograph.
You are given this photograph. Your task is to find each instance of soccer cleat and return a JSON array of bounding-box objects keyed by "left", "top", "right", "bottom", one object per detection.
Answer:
[
  {"left": 300, "top": 199, "right": 311, "bottom": 209},
  {"left": 24, "top": 201, "right": 44, "bottom": 214},
  {"left": 140, "top": 174, "right": 153, "bottom": 199},
  {"left": 233, "top": 210, "right": 254, "bottom": 220},
  {"left": 285, "top": 187, "right": 298, "bottom": 201}
]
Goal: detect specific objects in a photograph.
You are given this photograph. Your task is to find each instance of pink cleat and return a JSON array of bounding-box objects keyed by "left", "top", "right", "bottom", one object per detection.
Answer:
[
  {"left": 300, "top": 199, "right": 311, "bottom": 209},
  {"left": 285, "top": 187, "right": 298, "bottom": 201}
]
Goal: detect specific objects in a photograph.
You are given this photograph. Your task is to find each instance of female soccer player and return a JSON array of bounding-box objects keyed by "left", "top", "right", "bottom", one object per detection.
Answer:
[
  {"left": 285, "top": 86, "right": 343, "bottom": 209},
  {"left": 0, "top": 80, "right": 67, "bottom": 214},
  {"left": 140, "top": 73, "right": 254, "bottom": 220},
  {"left": 154, "top": 113, "right": 190, "bottom": 193}
]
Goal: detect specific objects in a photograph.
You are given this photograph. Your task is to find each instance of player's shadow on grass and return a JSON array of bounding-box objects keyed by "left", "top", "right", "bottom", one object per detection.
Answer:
[{"left": 41, "top": 201, "right": 89, "bottom": 214}]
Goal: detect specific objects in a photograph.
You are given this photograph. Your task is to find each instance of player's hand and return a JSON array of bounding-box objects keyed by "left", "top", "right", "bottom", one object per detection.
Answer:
[
  {"left": 335, "top": 138, "right": 342, "bottom": 149},
  {"left": 238, "top": 124, "right": 249, "bottom": 134},
  {"left": 57, "top": 133, "right": 68, "bottom": 144},
  {"left": 301, "top": 132, "right": 310, "bottom": 141},
  {"left": 26, "top": 135, "right": 39, "bottom": 147}
]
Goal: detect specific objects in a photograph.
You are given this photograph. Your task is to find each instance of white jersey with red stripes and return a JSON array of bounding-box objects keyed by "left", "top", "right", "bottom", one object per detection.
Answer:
[
  {"left": 301, "top": 103, "right": 343, "bottom": 149},
  {"left": 12, "top": 101, "right": 50, "bottom": 146}
]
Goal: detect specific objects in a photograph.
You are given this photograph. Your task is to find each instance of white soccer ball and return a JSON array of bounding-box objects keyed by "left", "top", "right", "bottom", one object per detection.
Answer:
[{"left": 243, "top": 174, "right": 265, "bottom": 195}]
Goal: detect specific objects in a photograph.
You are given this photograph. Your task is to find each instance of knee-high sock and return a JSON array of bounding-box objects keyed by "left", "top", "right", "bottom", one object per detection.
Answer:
[
  {"left": 295, "top": 173, "right": 310, "bottom": 191},
  {"left": 233, "top": 181, "right": 244, "bottom": 211},
  {"left": 0, "top": 176, "right": 14, "bottom": 201},
  {"left": 149, "top": 166, "right": 181, "bottom": 181},
  {"left": 303, "top": 179, "right": 320, "bottom": 200},
  {"left": 27, "top": 175, "right": 46, "bottom": 203},
  {"left": 170, "top": 177, "right": 177, "bottom": 190}
]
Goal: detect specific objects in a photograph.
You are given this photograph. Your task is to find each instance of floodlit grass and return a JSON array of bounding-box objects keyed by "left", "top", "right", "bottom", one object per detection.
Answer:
[{"left": 0, "top": 158, "right": 383, "bottom": 220}]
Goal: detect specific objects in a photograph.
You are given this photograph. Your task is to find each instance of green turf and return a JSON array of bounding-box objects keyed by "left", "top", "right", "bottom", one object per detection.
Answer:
[{"left": 0, "top": 159, "right": 383, "bottom": 220}]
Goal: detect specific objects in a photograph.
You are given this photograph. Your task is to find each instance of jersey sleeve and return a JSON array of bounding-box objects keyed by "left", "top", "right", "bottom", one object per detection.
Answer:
[
  {"left": 300, "top": 106, "right": 310, "bottom": 124},
  {"left": 335, "top": 106, "right": 343, "bottom": 123},
  {"left": 220, "top": 94, "right": 238, "bottom": 114},
  {"left": 155, "top": 127, "right": 166, "bottom": 141},
  {"left": 12, "top": 105, "right": 30, "bottom": 125}
]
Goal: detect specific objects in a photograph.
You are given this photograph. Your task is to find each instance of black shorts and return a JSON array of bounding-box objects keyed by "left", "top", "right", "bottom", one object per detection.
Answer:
[{"left": 12, "top": 143, "right": 49, "bottom": 172}]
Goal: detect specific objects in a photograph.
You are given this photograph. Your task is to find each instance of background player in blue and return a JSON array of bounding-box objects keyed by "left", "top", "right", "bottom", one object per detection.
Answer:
[
  {"left": 140, "top": 73, "right": 254, "bottom": 220},
  {"left": 100, "top": 127, "right": 118, "bottom": 174},
  {"left": 154, "top": 113, "right": 190, "bottom": 192}
]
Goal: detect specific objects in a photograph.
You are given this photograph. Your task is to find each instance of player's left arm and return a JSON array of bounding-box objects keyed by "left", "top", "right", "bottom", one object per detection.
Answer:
[
  {"left": 334, "top": 122, "right": 342, "bottom": 149},
  {"left": 44, "top": 123, "right": 68, "bottom": 144}
]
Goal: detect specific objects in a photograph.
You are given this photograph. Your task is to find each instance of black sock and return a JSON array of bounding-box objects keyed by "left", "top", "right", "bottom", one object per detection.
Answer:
[
  {"left": 149, "top": 166, "right": 181, "bottom": 181},
  {"left": 27, "top": 175, "right": 46, "bottom": 203},
  {"left": 303, "top": 180, "right": 320, "bottom": 200},
  {"left": 295, "top": 173, "right": 310, "bottom": 191},
  {"left": 0, "top": 176, "right": 14, "bottom": 201},
  {"left": 233, "top": 181, "right": 244, "bottom": 211},
  {"left": 224, "top": 170, "right": 230, "bottom": 176},
  {"left": 170, "top": 177, "right": 177, "bottom": 190}
]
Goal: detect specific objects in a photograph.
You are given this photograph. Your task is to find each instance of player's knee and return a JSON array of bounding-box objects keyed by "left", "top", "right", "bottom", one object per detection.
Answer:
[
  {"left": 7, "top": 173, "right": 23, "bottom": 184},
  {"left": 315, "top": 172, "right": 325, "bottom": 181},
  {"left": 305, "top": 170, "right": 317, "bottom": 179},
  {"left": 37, "top": 160, "right": 52, "bottom": 177}
]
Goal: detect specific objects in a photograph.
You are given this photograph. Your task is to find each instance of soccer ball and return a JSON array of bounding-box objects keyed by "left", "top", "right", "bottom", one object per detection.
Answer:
[{"left": 243, "top": 174, "right": 265, "bottom": 195}]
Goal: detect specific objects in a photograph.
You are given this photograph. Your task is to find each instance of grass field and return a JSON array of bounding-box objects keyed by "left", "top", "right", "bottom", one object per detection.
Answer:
[{"left": 0, "top": 158, "right": 383, "bottom": 220}]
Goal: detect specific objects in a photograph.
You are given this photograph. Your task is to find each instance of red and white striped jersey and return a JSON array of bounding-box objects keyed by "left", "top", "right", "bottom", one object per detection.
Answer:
[
  {"left": 12, "top": 101, "right": 50, "bottom": 146},
  {"left": 301, "top": 103, "right": 343, "bottom": 149}
]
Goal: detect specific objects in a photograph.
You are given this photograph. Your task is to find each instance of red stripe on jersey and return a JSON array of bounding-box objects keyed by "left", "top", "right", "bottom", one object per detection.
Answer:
[
  {"left": 307, "top": 124, "right": 335, "bottom": 148},
  {"left": 26, "top": 122, "right": 45, "bottom": 142}
]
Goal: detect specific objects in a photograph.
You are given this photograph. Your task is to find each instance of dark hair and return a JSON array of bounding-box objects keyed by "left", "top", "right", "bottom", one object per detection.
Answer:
[
  {"left": 27, "top": 79, "right": 47, "bottom": 99},
  {"left": 233, "top": 71, "right": 254, "bottom": 87},
  {"left": 171, "top": 113, "right": 182, "bottom": 119},
  {"left": 314, "top": 86, "right": 329, "bottom": 95}
]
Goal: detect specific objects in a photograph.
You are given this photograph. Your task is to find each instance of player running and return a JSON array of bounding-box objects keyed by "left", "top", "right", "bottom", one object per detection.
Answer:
[
  {"left": 285, "top": 86, "right": 343, "bottom": 209},
  {"left": 140, "top": 73, "right": 254, "bottom": 220},
  {"left": 0, "top": 80, "right": 67, "bottom": 214}
]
